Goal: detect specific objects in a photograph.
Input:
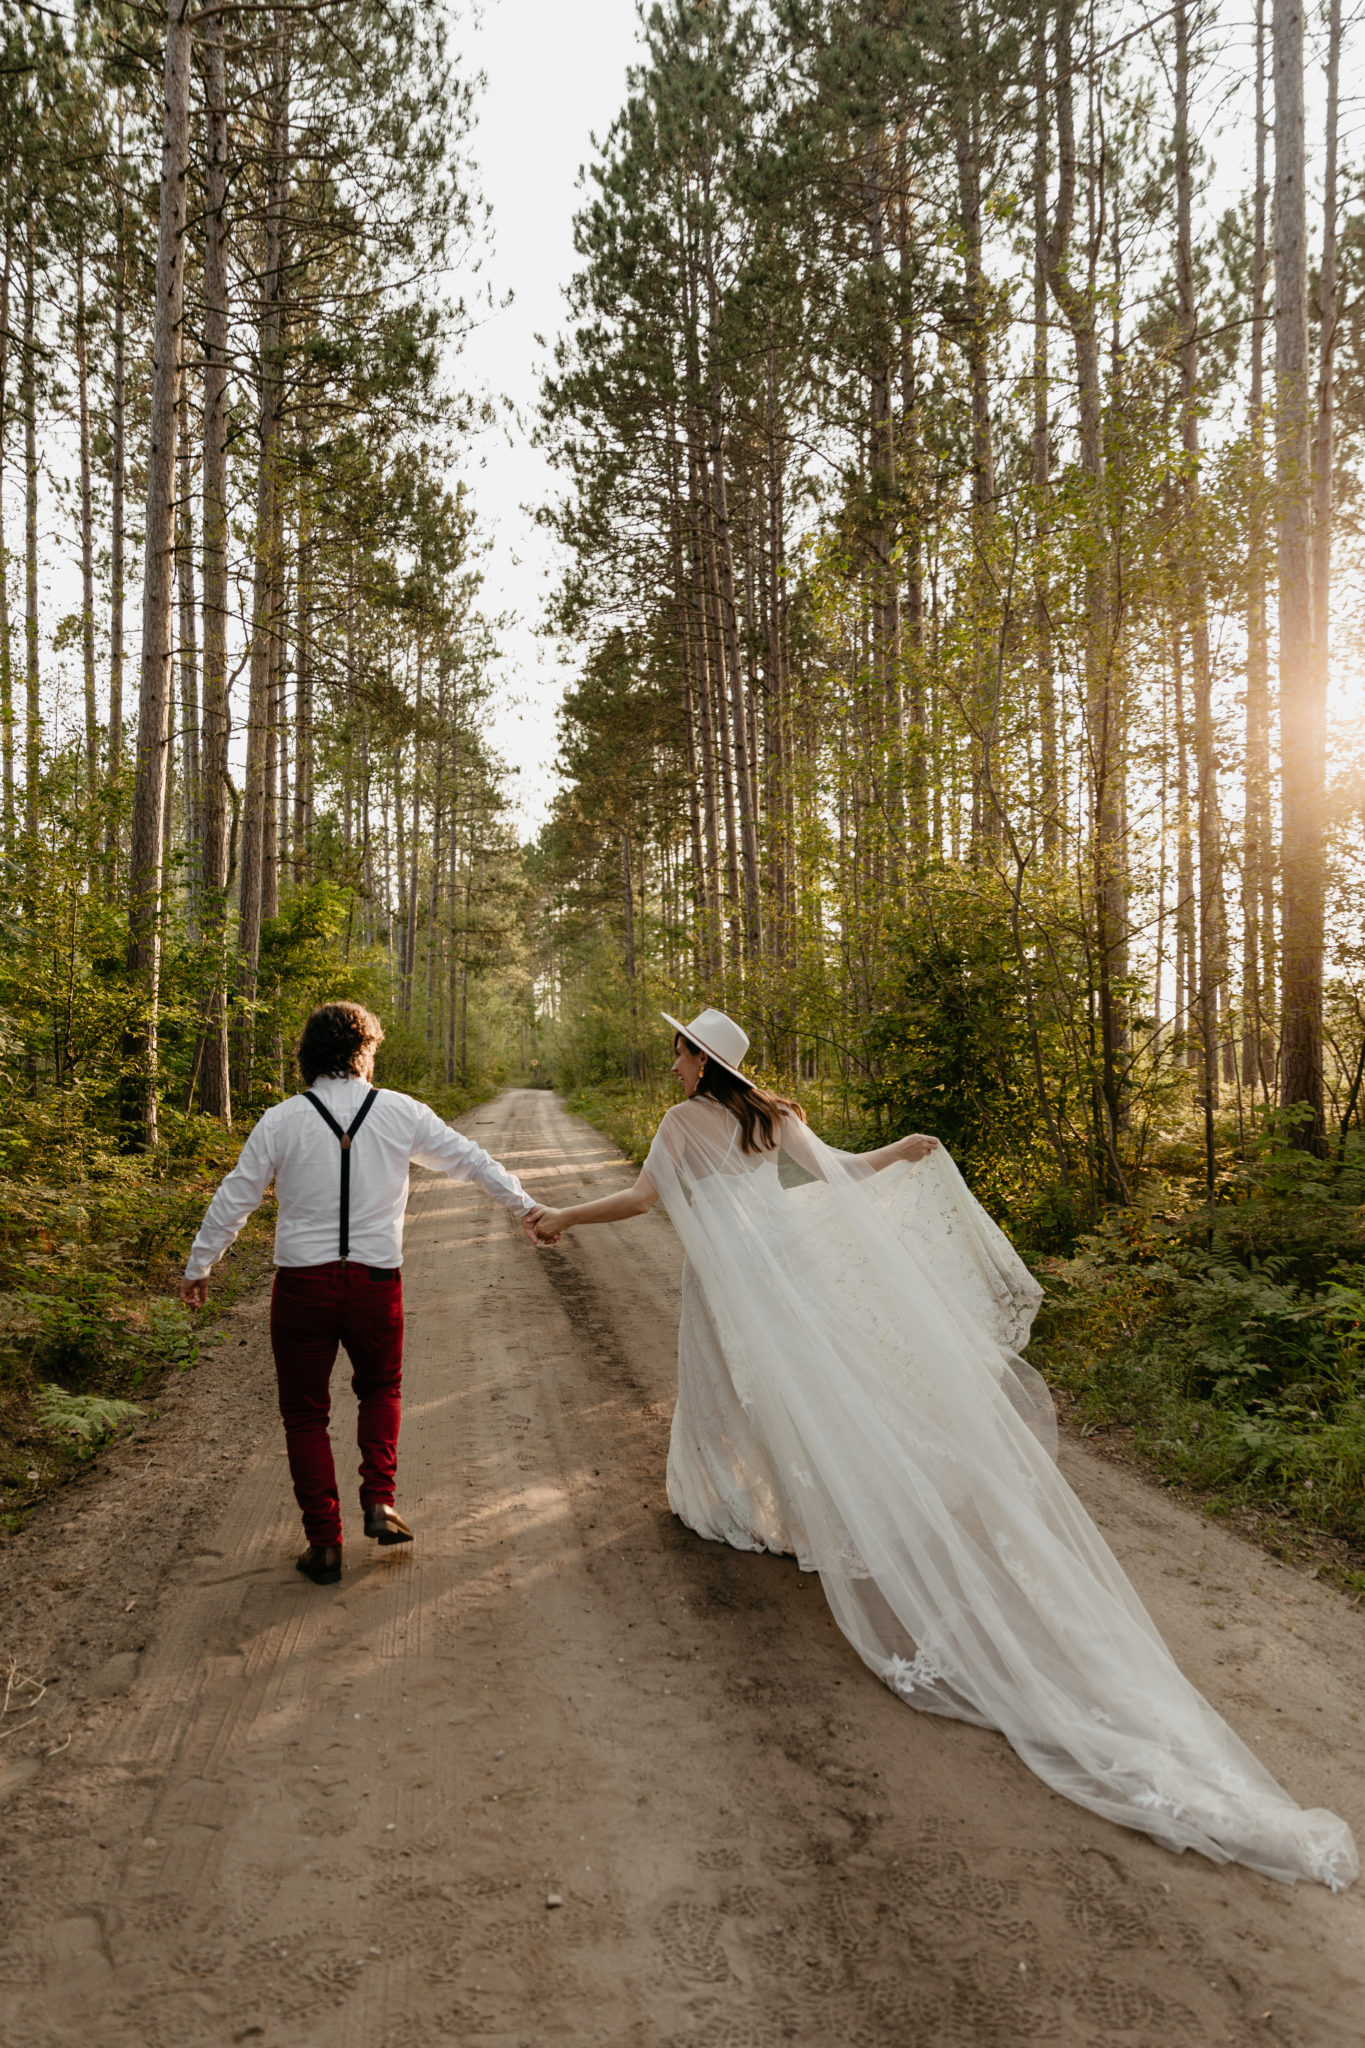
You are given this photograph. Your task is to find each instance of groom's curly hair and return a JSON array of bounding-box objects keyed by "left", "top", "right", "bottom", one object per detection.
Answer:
[{"left": 296, "top": 1002, "right": 385, "bottom": 1086}]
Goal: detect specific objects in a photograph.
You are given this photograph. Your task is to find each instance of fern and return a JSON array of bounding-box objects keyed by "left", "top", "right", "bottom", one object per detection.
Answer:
[{"left": 33, "top": 1384, "right": 142, "bottom": 1445}]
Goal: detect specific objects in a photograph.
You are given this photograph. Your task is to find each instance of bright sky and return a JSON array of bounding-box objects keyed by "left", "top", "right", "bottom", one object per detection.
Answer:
[{"left": 453, "top": 0, "right": 649, "bottom": 838}]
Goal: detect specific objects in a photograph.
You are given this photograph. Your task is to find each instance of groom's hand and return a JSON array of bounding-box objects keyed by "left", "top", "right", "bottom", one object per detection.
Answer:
[
  {"left": 522, "top": 1206, "right": 553, "bottom": 1247},
  {"left": 179, "top": 1275, "right": 209, "bottom": 1308}
]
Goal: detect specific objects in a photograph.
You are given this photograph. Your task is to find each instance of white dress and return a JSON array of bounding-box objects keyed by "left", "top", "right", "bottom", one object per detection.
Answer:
[{"left": 646, "top": 1096, "right": 1357, "bottom": 1891}]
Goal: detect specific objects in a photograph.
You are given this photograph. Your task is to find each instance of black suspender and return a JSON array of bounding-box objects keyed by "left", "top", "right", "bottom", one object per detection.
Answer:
[{"left": 302, "top": 1087, "right": 379, "bottom": 1260}]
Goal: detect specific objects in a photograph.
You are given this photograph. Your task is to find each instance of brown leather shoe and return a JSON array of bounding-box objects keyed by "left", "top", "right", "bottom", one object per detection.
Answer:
[
  {"left": 296, "top": 1544, "right": 342, "bottom": 1584},
  {"left": 362, "top": 1503, "right": 413, "bottom": 1545}
]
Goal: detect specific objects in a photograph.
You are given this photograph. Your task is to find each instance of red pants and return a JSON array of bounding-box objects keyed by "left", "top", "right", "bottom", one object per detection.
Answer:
[{"left": 269, "top": 1262, "right": 404, "bottom": 1548}]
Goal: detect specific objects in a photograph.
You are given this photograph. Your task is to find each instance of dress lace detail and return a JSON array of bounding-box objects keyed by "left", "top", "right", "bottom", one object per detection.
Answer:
[
  {"left": 884, "top": 1648, "right": 942, "bottom": 1698},
  {"left": 1304, "top": 1830, "right": 1358, "bottom": 1893}
]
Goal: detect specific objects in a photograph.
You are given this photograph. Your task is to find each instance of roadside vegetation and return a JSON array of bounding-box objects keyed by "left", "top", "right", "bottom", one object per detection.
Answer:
[
  {"left": 1035, "top": 1131, "right": 1365, "bottom": 1583},
  {"left": 0, "top": 1099, "right": 267, "bottom": 1530}
]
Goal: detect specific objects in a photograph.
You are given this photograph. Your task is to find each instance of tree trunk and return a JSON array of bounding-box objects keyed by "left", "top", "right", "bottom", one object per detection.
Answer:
[
  {"left": 1032, "top": 19, "right": 1058, "bottom": 863},
  {"left": 1175, "top": 0, "right": 1222, "bottom": 1200},
  {"left": 236, "top": 12, "right": 289, "bottom": 1101},
  {"left": 692, "top": 430, "right": 739, "bottom": 979},
  {"left": 863, "top": 135, "right": 900, "bottom": 845},
  {"left": 198, "top": 12, "right": 232, "bottom": 1124},
  {"left": 0, "top": 193, "right": 15, "bottom": 845},
  {"left": 454, "top": 761, "right": 470, "bottom": 1089},
  {"left": 1311, "top": 0, "right": 1340, "bottom": 675},
  {"left": 1243, "top": 0, "right": 1273, "bottom": 1101},
  {"left": 262, "top": 621, "right": 281, "bottom": 924},
  {"left": 405, "top": 647, "right": 423, "bottom": 1012},
  {"left": 686, "top": 464, "right": 723, "bottom": 982},
  {"left": 895, "top": 165, "right": 928, "bottom": 862},
  {"left": 107, "top": 104, "right": 127, "bottom": 868},
  {"left": 701, "top": 206, "right": 761, "bottom": 963},
  {"left": 1305, "top": 0, "right": 1340, "bottom": 1093},
  {"left": 177, "top": 367, "right": 200, "bottom": 928},
  {"left": 761, "top": 359, "right": 791, "bottom": 986},
  {"left": 954, "top": 82, "right": 999, "bottom": 852},
  {"left": 22, "top": 205, "right": 38, "bottom": 846},
  {"left": 1046, "top": 0, "right": 1127, "bottom": 1191},
  {"left": 123, "top": 0, "right": 193, "bottom": 1150},
  {"left": 76, "top": 215, "right": 99, "bottom": 809},
  {"left": 668, "top": 457, "right": 707, "bottom": 980},
  {"left": 1172, "top": 623, "right": 1196, "bottom": 1068},
  {"left": 1274, "top": 0, "right": 1324, "bottom": 1143},
  {"left": 425, "top": 678, "right": 444, "bottom": 1047},
  {"left": 394, "top": 735, "right": 408, "bottom": 992},
  {"left": 622, "top": 830, "right": 643, "bottom": 1081},
  {"left": 709, "top": 431, "right": 761, "bottom": 963},
  {"left": 293, "top": 481, "right": 313, "bottom": 876}
]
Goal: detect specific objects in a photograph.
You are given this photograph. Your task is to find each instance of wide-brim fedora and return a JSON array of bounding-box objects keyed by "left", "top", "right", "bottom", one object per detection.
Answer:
[{"left": 660, "top": 1007, "right": 751, "bottom": 1084}]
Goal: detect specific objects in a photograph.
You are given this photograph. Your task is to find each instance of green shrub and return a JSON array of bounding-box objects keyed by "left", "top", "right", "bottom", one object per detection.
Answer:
[
  {"left": 1034, "top": 1139, "right": 1365, "bottom": 1559},
  {"left": 33, "top": 1384, "right": 143, "bottom": 1447}
]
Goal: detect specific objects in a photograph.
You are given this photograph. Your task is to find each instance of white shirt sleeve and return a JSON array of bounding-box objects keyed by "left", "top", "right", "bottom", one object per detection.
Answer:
[
  {"left": 184, "top": 1115, "right": 281, "bottom": 1280},
  {"left": 408, "top": 1104, "right": 536, "bottom": 1214}
]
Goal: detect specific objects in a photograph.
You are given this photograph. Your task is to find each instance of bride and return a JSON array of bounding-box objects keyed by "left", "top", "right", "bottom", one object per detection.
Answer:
[{"left": 532, "top": 1006, "right": 1358, "bottom": 1890}]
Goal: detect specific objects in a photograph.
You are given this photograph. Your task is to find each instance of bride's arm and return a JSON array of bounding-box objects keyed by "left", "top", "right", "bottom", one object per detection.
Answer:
[
  {"left": 532, "top": 1169, "right": 659, "bottom": 1241},
  {"left": 859, "top": 1133, "right": 940, "bottom": 1170},
  {"left": 779, "top": 1113, "right": 937, "bottom": 1180}
]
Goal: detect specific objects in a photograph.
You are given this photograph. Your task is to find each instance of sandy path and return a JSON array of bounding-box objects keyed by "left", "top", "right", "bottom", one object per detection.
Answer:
[{"left": 2, "top": 1085, "right": 1363, "bottom": 2047}]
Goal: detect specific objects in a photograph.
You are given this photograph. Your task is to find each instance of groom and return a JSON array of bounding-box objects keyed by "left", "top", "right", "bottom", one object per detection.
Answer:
[{"left": 180, "top": 1001, "right": 544, "bottom": 1585}]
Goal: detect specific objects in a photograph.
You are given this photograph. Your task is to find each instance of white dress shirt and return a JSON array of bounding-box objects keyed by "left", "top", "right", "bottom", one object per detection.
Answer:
[{"left": 184, "top": 1075, "right": 535, "bottom": 1280}]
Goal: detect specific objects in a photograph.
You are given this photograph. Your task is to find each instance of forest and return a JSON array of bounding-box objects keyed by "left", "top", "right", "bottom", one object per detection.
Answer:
[
  {"left": 533, "top": 0, "right": 1365, "bottom": 1565},
  {"left": 0, "top": 0, "right": 529, "bottom": 1499},
  {"left": 3, "top": 0, "right": 1365, "bottom": 1574}
]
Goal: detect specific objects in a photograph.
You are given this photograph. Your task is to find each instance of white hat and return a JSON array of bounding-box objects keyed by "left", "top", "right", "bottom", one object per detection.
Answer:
[{"left": 660, "top": 1007, "right": 751, "bottom": 1083}]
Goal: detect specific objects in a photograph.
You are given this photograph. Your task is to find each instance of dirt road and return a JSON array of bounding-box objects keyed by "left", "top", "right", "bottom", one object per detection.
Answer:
[{"left": 2, "top": 1086, "right": 1363, "bottom": 2046}]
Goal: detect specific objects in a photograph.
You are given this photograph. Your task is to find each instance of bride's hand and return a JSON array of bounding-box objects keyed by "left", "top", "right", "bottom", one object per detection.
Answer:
[
  {"left": 531, "top": 1207, "right": 567, "bottom": 1244},
  {"left": 899, "top": 1133, "right": 939, "bottom": 1163}
]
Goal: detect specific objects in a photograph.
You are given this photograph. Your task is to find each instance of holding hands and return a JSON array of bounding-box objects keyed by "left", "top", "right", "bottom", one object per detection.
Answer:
[
  {"left": 521, "top": 1205, "right": 567, "bottom": 1246},
  {"left": 520, "top": 1173, "right": 658, "bottom": 1245}
]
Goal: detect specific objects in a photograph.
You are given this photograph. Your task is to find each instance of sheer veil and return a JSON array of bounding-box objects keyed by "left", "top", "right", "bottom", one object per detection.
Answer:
[{"left": 644, "top": 1095, "right": 1358, "bottom": 1891}]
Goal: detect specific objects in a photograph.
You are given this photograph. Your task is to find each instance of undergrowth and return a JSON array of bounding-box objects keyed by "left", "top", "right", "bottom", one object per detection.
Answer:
[
  {"left": 1032, "top": 1130, "right": 1365, "bottom": 1569},
  {"left": 0, "top": 1090, "right": 276, "bottom": 1528}
]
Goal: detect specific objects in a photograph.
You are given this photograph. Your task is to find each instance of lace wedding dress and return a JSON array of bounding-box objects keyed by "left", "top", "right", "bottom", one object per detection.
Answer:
[{"left": 648, "top": 1096, "right": 1357, "bottom": 1891}]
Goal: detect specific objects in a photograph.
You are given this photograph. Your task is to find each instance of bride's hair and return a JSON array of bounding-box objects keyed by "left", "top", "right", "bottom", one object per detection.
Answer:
[{"left": 677, "top": 1034, "right": 807, "bottom": 1155}]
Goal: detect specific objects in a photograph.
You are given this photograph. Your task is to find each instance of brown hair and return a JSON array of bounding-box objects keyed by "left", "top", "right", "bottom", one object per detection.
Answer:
[
  {"left": 677, "top": 1034, "right": 806, "bottom": 1155},
  {"left": 296, "top": 1002, "right": 385, "bottom": 1086}
]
